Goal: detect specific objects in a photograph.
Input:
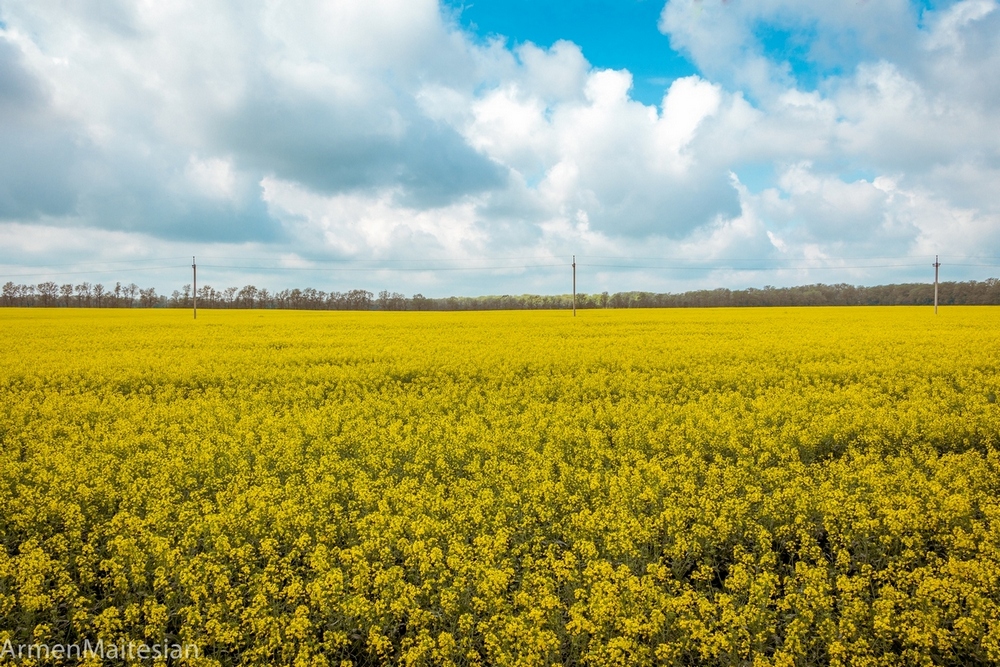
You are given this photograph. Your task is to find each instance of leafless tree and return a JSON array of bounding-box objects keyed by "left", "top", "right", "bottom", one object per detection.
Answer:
[
  {"left": 75, "top": 282, "right": 92, "bottom": 307},
  {"left": 37, "top": 282, "right": 58, "bottom": 306}
]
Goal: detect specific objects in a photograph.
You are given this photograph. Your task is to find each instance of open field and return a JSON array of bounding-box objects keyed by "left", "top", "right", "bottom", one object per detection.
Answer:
[{"left": 1, "top": 307, "right": 999, "bottom": 666}]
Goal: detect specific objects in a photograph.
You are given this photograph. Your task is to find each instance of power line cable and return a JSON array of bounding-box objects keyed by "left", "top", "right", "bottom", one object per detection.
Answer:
[
  {"left": 578, "top": 254, "right": 923, "bottom": 262},
  {"left": 581, "top": 262, "right": 931, "bottom": 271},
  {"left": 3, "top": 256, "right": 998, "bottom": 281},
  {"left": 195, "top": 254, "right": 565, "bottom": 263},
  {"left": 198, "top": 263, "right": 566, "bottom": 272},
  {"left": 0, "top": 257, "right": 192, "bottom": 269},
  {"left": 1, "top": 265, "right": 190, "bottom": 278}
]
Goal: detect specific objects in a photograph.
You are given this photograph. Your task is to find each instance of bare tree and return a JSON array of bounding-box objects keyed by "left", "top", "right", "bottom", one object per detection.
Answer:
[
  {"left": 139, "top": 287, "right": 158, "bottom": 307},
  {"left": 74, "top": 282, "right": 92, "bottom": 307},
  {"left": 198, "top": 284, "right": 214, "bottom": 308},
  {"left": 37, "top": 282, "right": 58, "bottom": 306},
  {"left": 124, "top": 283, "right": 139, "bottom": 307},
  {"left": 347, "top": 289, "right": 373, "bottom": 310},
  {"left": 238, "top": 284, "right": 258, "bottom": 308},
  {"left": 2, "top": 282, "right": 16, "bottom": 307}
]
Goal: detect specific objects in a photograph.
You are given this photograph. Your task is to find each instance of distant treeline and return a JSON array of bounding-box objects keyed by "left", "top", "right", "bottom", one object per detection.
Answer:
[{"left": 3, "top": 279, "right": 1000, "bottom": 310}]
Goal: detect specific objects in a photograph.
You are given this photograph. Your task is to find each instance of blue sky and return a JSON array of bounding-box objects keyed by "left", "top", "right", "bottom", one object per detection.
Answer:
[
  {"left": 443, "top": 0, "right": 695, "bottom": 105},
  {"left": 1, "top": 0, "right": 999, "bottom": 297}
]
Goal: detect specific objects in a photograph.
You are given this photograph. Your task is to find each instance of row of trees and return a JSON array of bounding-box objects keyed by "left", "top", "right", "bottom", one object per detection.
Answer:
[
  {"left": 605, "top": 279, "right": 1000, "bottom": 308},
  {"left": 1, "top": 281, "right": 160, "bottom": 308},
  {"left": 4, "top": 279, "right": 1000, "bottom": 310}
]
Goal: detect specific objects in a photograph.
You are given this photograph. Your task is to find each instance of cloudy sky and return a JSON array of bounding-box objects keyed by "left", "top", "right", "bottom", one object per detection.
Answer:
[{"left": 1, "top": 0, "right": 998, "bottom": 297}]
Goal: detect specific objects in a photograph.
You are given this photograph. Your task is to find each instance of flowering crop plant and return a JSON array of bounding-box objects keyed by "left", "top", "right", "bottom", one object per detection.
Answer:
[{"left": 1, "top": 307, "right": 998, "bottom": 666}]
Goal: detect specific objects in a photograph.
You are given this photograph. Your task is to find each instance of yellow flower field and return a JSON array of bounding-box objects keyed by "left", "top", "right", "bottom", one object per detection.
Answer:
[{"left": 1, "top": 307, "right": 999, "bottom": 666}]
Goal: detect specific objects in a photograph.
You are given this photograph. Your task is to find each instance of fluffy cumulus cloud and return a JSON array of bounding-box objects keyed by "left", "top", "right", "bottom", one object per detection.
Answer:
[
  {"left": 1, "top": 0, "right": 998, "bottom": 295},
  {"left": 659, "top": 0, "right": 1000, "bottom": 258}
]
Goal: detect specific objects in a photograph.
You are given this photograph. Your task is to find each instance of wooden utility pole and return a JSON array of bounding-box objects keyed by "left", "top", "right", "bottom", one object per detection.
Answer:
[
  {"left": 572, "top": 255, "right": 576, "bottom": 317},
  {"left": 192, "top": 256, "right": 197, "bottom": 320},
  {"left": 933, "top": 254, "right": 940, "bottom": 315}
]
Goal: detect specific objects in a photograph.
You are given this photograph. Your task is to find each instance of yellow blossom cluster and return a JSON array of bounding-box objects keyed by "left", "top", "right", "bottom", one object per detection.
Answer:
[{"left": 1, "top": 306, "right": 999, "bottom": 666}]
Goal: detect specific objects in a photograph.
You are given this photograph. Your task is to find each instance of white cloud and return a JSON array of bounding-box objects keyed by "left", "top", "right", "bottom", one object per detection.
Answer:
[
  {"left": 659, "top": 75, "right": 722, "bottom": 157},
  {"left": 455, "top": 66, "right": 738, "bottom": 238},
  {"left": 516, "top": 40, "right": 590, "bottom": 103},
  {"left": 763, "top": 162, "right": 893, "bottom": 243},
  {"left": 261, "top": 177, "right": 488, "bottom": 258},
  {"left": 924, "top": 0, "right": 997, "bottom": 51},
  {"left": 1, "top": 0, "right": 999, "bottom": 294},
  {"left": 185, "top": 156, "right": 238, "bottom": 201}
]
